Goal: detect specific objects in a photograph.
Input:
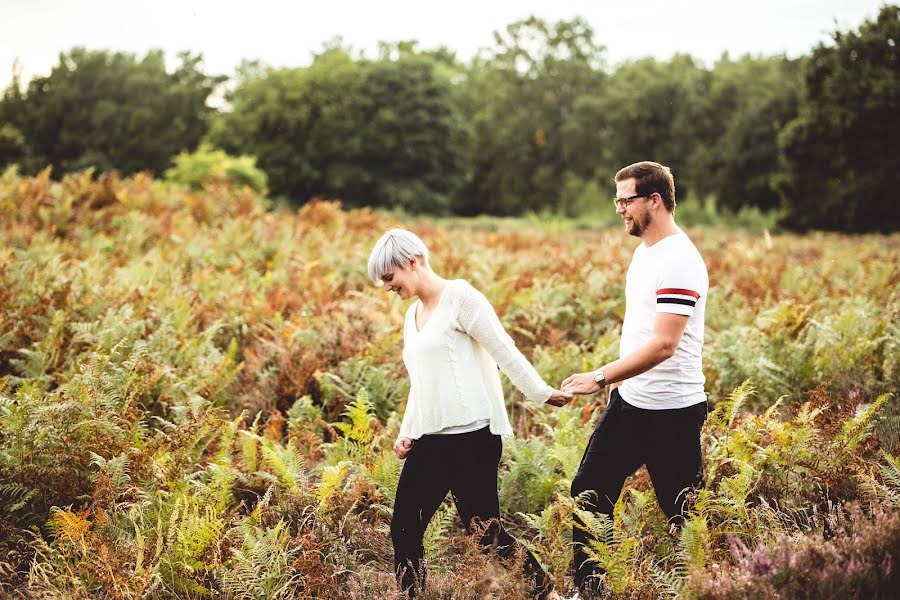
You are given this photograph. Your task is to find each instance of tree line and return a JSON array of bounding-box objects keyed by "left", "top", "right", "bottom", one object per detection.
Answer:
[{"left": 1, "top": 7, "right": 898, "bottom": 232}]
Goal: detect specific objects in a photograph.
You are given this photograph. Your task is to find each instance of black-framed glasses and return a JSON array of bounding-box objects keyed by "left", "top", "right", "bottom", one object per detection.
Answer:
[{"left": 613, "top": 193, "right": 646, "bottom": 209}]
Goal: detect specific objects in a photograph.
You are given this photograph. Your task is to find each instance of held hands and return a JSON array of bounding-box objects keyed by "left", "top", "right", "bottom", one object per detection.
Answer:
[
  {"left": 560, "top": 372, "right": 602, "bottom": 396},
  {"left": 393, "top": 436, "right": 413, "bottom": 459},
  {"left": 546, "top": 388, "right": 574, "bottom": 407}
]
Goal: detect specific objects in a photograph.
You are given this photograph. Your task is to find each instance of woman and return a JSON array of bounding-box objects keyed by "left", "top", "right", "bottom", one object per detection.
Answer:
[{"left": 368, "top": 228, "right": 572, "bottom": 600}]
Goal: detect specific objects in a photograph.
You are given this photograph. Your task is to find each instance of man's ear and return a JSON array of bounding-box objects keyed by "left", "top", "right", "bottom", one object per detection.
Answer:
[{"left": 409, "top": 256, "right": 418, "bottom": 270}]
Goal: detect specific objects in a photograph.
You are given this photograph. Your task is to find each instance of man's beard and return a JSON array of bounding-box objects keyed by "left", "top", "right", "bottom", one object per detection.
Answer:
[{"left": 628, "top": 212, "right": 651, "bottom": 238}]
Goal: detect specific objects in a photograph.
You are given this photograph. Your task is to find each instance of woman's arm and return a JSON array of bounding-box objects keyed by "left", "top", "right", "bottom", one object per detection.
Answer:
[{"left": 456, "top": 283, "right": 567, "bottom": 404}]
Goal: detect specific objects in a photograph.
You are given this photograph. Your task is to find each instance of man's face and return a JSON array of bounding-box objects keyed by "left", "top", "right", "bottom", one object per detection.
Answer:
[{"left": 615, "top": 178, "right": 652, "bottom": 238}]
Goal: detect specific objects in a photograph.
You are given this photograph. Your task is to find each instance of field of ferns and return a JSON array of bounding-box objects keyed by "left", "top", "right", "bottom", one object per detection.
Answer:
[{"left": 0, "top": 168, "right": 898, "bottom": 599}]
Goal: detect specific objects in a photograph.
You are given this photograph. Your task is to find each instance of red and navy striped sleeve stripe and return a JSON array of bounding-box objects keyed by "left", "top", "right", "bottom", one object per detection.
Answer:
[{"left": 656, "top": 288, "right": 700, "bottom": 308}]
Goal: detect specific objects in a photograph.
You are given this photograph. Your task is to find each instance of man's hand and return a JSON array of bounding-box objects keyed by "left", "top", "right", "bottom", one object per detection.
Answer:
[
  {"left": 546, "top": 388, "right": 574, "bottom": 407},
  {"left": 393, "top": 437, "right": 413, "bottom": 459},
  {"left": 561, "top": 372, "right": 601, "bottom": 395}
]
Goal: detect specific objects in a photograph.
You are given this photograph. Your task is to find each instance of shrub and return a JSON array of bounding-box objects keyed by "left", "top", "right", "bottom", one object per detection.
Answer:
[{"left": 165, "top": 144, "right": 268, "bottom": 193}]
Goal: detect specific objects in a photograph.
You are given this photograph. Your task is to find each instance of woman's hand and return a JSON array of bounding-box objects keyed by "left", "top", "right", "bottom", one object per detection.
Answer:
[
  {"left": 546, "top": 388, "right": 574, "bottom": 407},
  {"left": 393, "top": 436, "right": 414, "bottom": 459}
]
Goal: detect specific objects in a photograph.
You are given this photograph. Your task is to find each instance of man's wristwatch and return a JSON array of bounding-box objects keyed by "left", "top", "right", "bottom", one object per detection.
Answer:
[{"left": 593, "top": 369, "right": 606, "bottom": 387}]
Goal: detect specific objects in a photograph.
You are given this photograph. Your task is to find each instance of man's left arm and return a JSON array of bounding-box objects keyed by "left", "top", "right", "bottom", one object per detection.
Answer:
[{"left": 560, "top": 312, "right": 689, "bottom": 395}]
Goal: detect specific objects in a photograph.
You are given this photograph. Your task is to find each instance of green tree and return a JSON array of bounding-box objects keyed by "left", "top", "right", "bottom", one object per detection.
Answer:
[
  {"left": 0, "top": 124, "right": 26, "bottom": 170},
  {"left": 599, "top": 55, "right": 711, "bottom": 204},
  {"left": 693, "top": 55, "right": 801, "bottom": 212},
  {"left": 211, "top": 48, "right": 467, "bottom": 212},
  {"left": 1, "top": 48, "right": 222, "bottom": 176},
  {"left": 776, "top": 5, "right": 900, "bottom": 232},
  {"left": 456, "top": 17, "right": 607, "bottom": 215},
  {"left": 0, "top": 67, "right": 31, "bottom": 170},
  {"left": 210, "top": 51, "right": 366, "bottom": 204},
  {"left": 354, "top": 55, "right": 468, "bottom": 213}
]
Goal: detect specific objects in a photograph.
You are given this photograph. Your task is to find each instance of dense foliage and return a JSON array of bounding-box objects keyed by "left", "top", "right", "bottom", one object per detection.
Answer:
[
  {"left": 776, "top": 5, "right": 900, "bottom": 232},
  {"left": 0, "top": 49, "right": 222, "bottom": 176},
  {"left": 209, "top": 48, "right": 467, "bottom": 213},
  {"left": 2, "top": 7, "right": 899, "bottom": 230},
  {"left": 0, "top": 171, "right": 897, "bottom": 598}
]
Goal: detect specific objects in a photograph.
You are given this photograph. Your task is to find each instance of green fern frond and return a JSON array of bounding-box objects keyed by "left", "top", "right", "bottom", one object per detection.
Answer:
[
  {"left": 880, "top": 452, "right": 900, "bottom": 489},
  {"left": 218, "top": 520, "right": 300, "bottom": 599},
  {"left": 333, "top": 388, "right": 376, "bottom": 446},
  {"left": 834, "top": 392, "right": 891, "bottom": 452},
  {"left": 866, "top": 452, "right": 900, "bottom": 508},
  {"left": 423, "top": 500, "right": 457, "bottom": 563},
  {"left": 317, "top": 460, "right": 352, "bottom": 511},
  {"left": 89, "top": 451, "right": 132, "bottom": 494},
  {"left": 713, "top": 458, "right": 759, "bottom": 527},
  {"left": 371, "top": 448, "right": 401, "bottom": 500},
  {"left": 0, "top": 482, "right": 42, "bottom": 519},
  {"left": 678, "top": 514, "right": 709, "bottom": 571},
  {"left": 260, "top": 439, "right": 305, "bottom": 494},
  {"left": 238, "top": 423, "right": 261, "bottom": 474},
  {"left": 719, "top": 380, "right": 756, "bottom": 429}
]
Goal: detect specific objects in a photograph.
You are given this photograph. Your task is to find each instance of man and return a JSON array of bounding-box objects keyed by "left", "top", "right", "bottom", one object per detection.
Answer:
[{"left": 560, "top": 161, "right": 709, "bottom": 596}]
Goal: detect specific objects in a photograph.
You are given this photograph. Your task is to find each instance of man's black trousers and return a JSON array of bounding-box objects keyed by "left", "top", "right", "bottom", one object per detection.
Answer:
[
  {"left": 570, "top": 388, "right": 708, "bottom": 589},
  {"left": 391, "top": 425, "right": 553, "bottom": 598}
]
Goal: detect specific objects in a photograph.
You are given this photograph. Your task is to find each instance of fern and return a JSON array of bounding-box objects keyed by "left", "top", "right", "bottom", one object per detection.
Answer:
[
  {"left": 865, "top": 452, "right": 900, "bottom": 508},
  {"left": 517, "top": 494, "right": 578, "bottom": 585},
  {"left": 423, "top": 500, "right": 457, "bottom": 564},
  {"left": 371, "top": 447, "right": 401, "bottom": 501},
  {"left": 711, "top": 379, "right": 756, "bottom": 431},
  {"left": 217, "top": 521, "right": 300, "bottom": 600},
  {"left": 325, "top": 388, "right": 378, "bottom": 466},
  {"left": 47, "top": 508, "right": 92, "bottom": 554},
  {"left": 317, "top": 460, "right": 352, "bottom": 511},
  {"left": 259, "top": 438, "right": 305, "bottom": 494},
  {"left": 333, "top": 388, "right": 376, "bottom": 445},
  {"left": 713, "top": 459, "right": 759, "bottom": 528},
  {"left": 150, "top": 492, "right": 225, "bottom": 597},
  {"left": 499, "top": 436, "right": 559, "bottom": 514},
  {"left": 833, "top": 392, "right": 891, "bottom": 453},
  {"left": 90, "top": 451, "right": 132, "bottom": 494},
  {"left": 570, "top": 493, "right": 648, "bottom": 595},
  {"left": 238, "top": 418, "right": 262, "bottom": 474},
  {"left": 678, "top": 514, "right": 709, "bottom": 573}
]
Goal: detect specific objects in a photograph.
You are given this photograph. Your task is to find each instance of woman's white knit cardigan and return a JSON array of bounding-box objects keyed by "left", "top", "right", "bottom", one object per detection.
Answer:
[{"left": 398, "top": 279, "right": 553, "bottom": 441}]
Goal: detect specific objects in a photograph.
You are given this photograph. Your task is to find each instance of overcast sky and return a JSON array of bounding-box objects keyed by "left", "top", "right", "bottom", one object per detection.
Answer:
[{"left": 0, "top": 0, "right": 889, "bottom": 88}]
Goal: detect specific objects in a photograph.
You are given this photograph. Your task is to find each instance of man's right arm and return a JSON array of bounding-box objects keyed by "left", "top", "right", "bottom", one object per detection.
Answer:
[{"left": 561, "top": 311, "right": 689, "bottom": 395}]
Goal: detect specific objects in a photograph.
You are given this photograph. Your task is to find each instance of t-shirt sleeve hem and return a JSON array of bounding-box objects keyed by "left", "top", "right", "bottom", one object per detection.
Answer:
[{"left": 656, "top": 304, "right": 695, "bottom": 316}]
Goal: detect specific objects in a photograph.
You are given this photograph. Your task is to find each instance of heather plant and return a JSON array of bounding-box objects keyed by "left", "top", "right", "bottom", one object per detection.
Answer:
[{"left": 686, "top": 503, "right": 900, "bottom": 599}]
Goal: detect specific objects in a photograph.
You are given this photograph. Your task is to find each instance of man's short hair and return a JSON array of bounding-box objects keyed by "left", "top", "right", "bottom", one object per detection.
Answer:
[
  {"left": 367, "top": 228, "right": 429, "bottom": 285},
  {"left": 615, "top": 161, "right": 676, "bottom": 212}
]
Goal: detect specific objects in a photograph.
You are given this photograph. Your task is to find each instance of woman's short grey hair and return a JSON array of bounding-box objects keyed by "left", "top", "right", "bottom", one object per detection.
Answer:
[{"left": 367, "top": 228, "right": 430, "bottom": 284}]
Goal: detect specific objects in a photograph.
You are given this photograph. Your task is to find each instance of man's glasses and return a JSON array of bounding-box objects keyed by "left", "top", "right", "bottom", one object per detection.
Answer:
[{"left": 613, "top": 194, "right": 646, "bottom": 209}]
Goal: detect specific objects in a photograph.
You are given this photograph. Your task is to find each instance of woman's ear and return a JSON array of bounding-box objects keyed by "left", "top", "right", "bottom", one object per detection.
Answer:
[{"left": 409, "top": 256, "right": 418, "bottom": 271}]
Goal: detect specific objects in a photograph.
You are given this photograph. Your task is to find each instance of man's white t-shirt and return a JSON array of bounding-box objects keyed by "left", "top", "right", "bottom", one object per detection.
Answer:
[{"left": 618, "top": 231, "right": 708, "bottom": 410}]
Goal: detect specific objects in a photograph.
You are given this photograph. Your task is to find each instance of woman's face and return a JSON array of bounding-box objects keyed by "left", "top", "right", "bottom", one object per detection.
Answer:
[{"left": 380, "top": 260, "right": 418, "bottom": 301}]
